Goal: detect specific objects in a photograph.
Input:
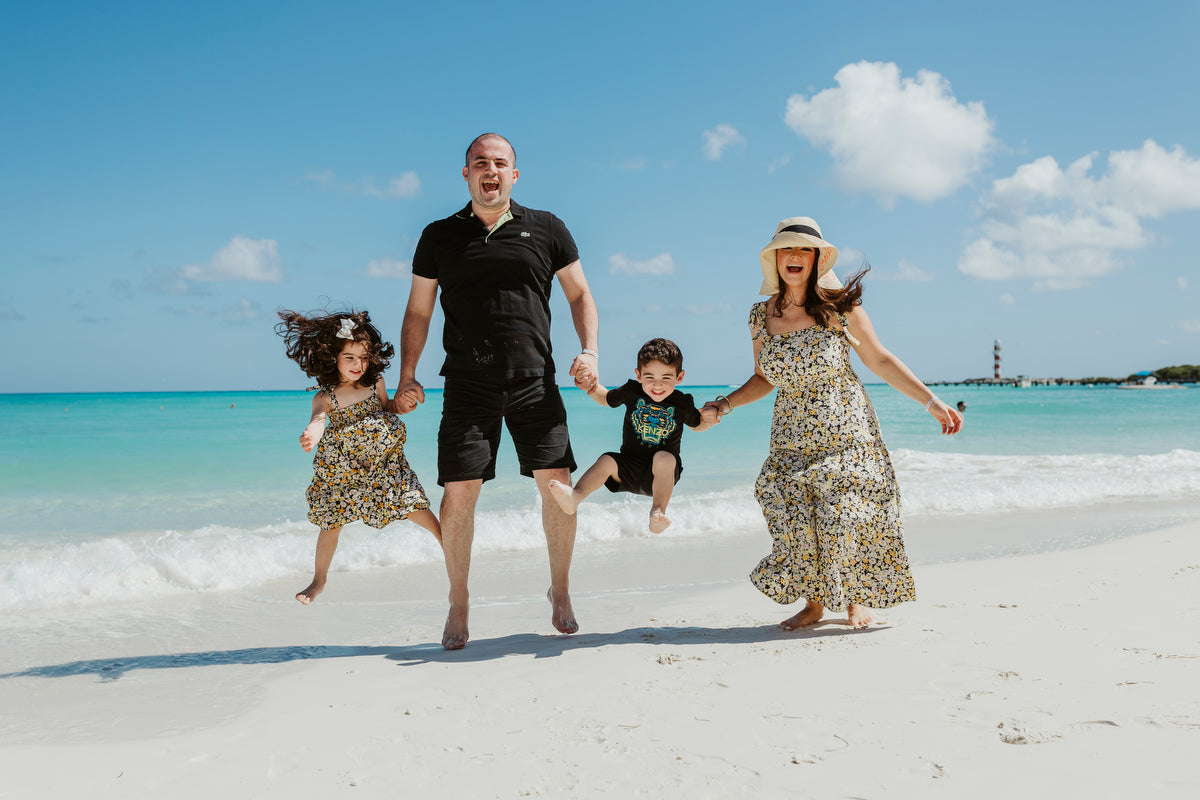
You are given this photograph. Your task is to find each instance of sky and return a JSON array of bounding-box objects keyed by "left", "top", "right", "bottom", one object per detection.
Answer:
[{"left": 3, "top": 0, "right": 1199, "bottom": 393}]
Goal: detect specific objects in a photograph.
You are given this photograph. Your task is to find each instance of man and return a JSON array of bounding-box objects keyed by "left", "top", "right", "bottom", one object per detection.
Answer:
[{"left": 393, "top": 133, "right": 599, "bottom": 650}]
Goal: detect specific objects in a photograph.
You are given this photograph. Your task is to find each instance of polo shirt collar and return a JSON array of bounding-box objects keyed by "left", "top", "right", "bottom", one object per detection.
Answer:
[{"left": 455, "top": 200, "right": 527, "bottom": 221}]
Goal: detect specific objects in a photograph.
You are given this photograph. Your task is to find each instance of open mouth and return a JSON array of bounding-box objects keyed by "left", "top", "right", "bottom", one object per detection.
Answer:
[{"left": 482, "top": 180, "right": 500, "bottom": 193}]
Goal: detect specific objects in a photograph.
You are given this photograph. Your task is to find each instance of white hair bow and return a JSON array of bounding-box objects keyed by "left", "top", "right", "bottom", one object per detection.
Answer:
[{"left": 335, "top": 318, "right": 357, "bottom": 340}]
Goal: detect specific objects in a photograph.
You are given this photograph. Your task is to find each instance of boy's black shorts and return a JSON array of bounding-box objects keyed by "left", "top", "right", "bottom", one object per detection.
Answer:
[
  {"left": 602, "top": 451, "right": 682, "bottom": 497},
  {"left": 438, "top": 376, "right": 576, "bottom": 486}
]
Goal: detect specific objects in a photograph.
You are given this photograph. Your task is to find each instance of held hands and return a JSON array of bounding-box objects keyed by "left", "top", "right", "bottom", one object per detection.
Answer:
[
  {"left": 699, "top": 404, "right": 722, "bottom": 425},
  {"left": 569, "top": 351, "right": 599, "bottom": 392},
  {"left": 388, "top": 379, "right": 425, "bottom": 414}
]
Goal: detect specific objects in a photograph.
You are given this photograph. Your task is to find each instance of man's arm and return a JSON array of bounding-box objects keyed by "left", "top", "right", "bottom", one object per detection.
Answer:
[
  {"left": 555, "top": 260, "right": 599, "bottom": 390},
  {"left": 390, "top": 275, "right": 438, "bottom": 412}
]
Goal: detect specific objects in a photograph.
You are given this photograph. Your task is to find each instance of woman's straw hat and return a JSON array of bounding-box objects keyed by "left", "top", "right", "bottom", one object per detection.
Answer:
[{"left": 759, "top": 216, "right": 842, "bottom": 295}]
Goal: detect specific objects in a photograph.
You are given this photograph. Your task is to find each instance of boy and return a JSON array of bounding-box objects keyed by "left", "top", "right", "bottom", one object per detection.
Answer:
[{"left": 548, "top": 338, "right": 717, "bottom": 533}]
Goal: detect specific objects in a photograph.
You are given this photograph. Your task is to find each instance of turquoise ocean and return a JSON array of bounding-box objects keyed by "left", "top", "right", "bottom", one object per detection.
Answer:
[{"left": 2, "top": 384, "right": 1198, "bottom": 614}]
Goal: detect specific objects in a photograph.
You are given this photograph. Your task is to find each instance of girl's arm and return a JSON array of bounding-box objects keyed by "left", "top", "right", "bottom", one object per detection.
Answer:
[
  {"left": 300, "top": 391, "right": 329, "bottom": 452},
  {"left": 845, "top": 306, "right": 962, "bottom": 435}
]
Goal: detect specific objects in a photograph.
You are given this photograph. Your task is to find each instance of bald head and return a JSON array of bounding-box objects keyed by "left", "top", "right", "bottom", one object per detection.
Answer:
[{"left": 465, "top": 133, "right": 515, "bottom": 166}]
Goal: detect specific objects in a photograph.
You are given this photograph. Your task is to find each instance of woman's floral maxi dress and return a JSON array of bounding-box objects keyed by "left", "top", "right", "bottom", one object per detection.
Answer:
[
  {"left": 747, "top": 302, "right": 916, "bottom": 611},
  {"left": 307, "top": 388, "right": 430, "bottom": 530}
]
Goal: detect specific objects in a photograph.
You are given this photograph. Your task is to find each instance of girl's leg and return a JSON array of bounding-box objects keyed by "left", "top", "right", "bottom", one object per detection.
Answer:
[
  {"left": 548, "top": 455, "right": 619, "bottom": 515},
  {"left": 648, "top": 451, "right": 677, "bottom": 534},
  {"left": 408, "top": 508, "right": 442, "bottom": 544},
  {"left": 296, "top": 526, "right": 341, "bottom": 605}
]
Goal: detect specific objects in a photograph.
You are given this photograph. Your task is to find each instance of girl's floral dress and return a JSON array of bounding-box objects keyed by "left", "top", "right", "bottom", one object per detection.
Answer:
[
  {"left": 748, "top": 302, "right": 916, "bottom": 611},
  {"left": 307, "top": 387, "right": 429, "bottom": 529}
]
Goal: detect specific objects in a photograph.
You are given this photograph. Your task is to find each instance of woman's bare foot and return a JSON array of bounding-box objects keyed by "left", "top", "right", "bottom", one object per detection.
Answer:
[
  {"left": 295, "top": 578, "right": 326, "bottom": 605},
  {"left": 547, "top": 587, "right": 579, "bottom": 634},
  {"left": 442, "top": 604, "right": 469, "bottom": 650},
  {"left": 648, "top": 509, "right": 671, "bottom": 534},
  {"left": 547, "top": 480, "right": 579, "bottom": 515},
  {"left": 780, "top": 599, "right": 824, "bottom": 630},
  {"left": 847, "top": 604, "right": 875, "bottom": 629}
]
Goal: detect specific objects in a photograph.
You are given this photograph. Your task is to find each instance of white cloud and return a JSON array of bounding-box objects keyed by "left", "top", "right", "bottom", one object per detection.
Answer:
[
  {"left": 873, "top": 259, "right": 934, "bottom": 282},
  {"left": 1179, "top": 277, "right": 1189, "bottom": 289},
  {"left": 999, "top": 293, "right": 1016, "bottom": 306},
  {"left": 767, "top": 155, "right": 792, "bottom": 174},
  {"left": 785, "top": 61, "right": 996, "bottom": 205},
  {"left": 959, "top": 140, "right": 1200, "bottom": 289},
  {"left": 183, "top": 236, "right": 282, "bottom": 283},
  {"left": 618, "top": 157, "right": 647, "bottom": 171},
  {"left": 222, "top": 298, "right": 266, "bottom": 323},
  {"left": 363, "top": 172, "right": 421, "bottom": 199},
  {"left": 366, "top": 258, "right": 411, "bottom": 279},
  {"left": 301, "top": 168, "right": 421, "bottom": 199},
  {"left": 685, "top": 303, "right": 733, "bottom": 315},
  {"left": 702, "top": 124, "right": 745, "bottom": 161},
  {"left": 1181, "top": 320, "right": 1200, "bottom": 333},
  {"left": 609, "top": 252, "right": 678, "bottom": 276},
  {"left": 644, "top": 303, "right": 663, "bottom": 313}
]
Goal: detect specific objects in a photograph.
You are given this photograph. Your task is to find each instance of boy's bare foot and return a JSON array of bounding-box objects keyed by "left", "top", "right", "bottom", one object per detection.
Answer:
[
  {"left": 648, "top": 509, "right": 671, "bottom": 534},
  {"left": 847, "top": 604, "right": 875, "bottom": 628},
  {"left": 547, "top": 480, "right": 579, "bottom": 515},
  {"left": 295, "top": 579, "right": 325, "bottom": 605},
  {"left": 547, "top": 587, "right": 579, "bottom": 634},
  {"left": 442, "top": 604, "right": 469, "bottom": 650},
  {"left": 780, "top": 599, "right": 824, "bottom": 630}
]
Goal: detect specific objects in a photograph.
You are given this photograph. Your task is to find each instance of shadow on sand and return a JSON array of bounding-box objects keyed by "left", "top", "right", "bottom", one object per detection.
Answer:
[{"left": 1, "top": 622, "right": 883, "bottom": 681}]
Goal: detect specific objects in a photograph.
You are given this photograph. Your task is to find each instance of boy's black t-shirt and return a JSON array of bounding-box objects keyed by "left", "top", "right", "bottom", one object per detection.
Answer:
[{"left": 605, "top": 380, "right": 702, "bottom": 459}]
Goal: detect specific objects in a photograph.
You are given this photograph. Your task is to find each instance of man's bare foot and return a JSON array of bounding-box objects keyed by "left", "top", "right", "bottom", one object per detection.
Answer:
[
  {"left": 547, "top": 587, "right": 579, "bottom": 634},
  {"left": 442, "top": 604, "right": 469, "bottom": 650},
  {"left": 780, "top": 600, "right": 824, "bottom": 630},
  {"left": 547, "top": 480, "right": 579, "bottom": 515},
  {"left": 648, "top": 509, "right": 671, "bottom": 534},
  {"left": 295, "top": 579, "right": 325, "bottom": 605},
  {"left": 847, "top": 604, "right": 875, "bottom": 629}
]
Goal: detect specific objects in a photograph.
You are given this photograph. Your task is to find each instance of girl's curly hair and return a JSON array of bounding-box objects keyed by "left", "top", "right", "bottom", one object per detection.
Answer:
[{"left": 276, "top": 308, "right": 395, "bottom": 388}]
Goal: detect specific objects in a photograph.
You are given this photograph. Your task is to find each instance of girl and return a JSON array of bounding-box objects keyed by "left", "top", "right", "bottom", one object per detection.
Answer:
[{"left": 277, "top": 309, "right": 440, "bottom": 604}]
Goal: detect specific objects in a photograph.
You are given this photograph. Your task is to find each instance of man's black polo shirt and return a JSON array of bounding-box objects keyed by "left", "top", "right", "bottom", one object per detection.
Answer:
[{"left": 412, "top": 201, "right": 579, "bottom": 381}]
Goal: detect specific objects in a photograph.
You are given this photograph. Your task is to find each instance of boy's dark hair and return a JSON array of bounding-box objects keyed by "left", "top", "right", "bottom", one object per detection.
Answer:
[
  {"left": 276, "top": 308, "right": 394, "bottom": 388},
  {"left": 636, "top": 338, "right": 683, "bottom": 372}
]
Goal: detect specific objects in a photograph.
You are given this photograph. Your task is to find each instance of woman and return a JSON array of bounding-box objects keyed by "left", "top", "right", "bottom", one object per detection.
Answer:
[{"left": 708, "top": 217, "right": 961, "bottom": 629}]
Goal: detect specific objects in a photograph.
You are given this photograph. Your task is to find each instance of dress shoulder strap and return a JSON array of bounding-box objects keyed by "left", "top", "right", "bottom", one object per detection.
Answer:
[
  {"left": 833, "top": 312, "right": 861, "bottom": 347},
  {"left": 748, "top": 301, "right": 768, "bottom": 344}
]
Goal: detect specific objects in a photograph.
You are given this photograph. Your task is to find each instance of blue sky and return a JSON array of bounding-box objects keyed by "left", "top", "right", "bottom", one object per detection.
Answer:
[{"left": 3, "top": 0, "right": 1199, "bottom": 393}]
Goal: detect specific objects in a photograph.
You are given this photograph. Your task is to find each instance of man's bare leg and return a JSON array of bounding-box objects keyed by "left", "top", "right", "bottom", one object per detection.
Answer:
[
  {"left": 296, "top": 526, "right": 341, "bottom": 604},
  {"left": 780, "top": 599, "right": 825, "bottom": 630},
  {"left": 439, "top": 480, "right": 481, "bottom": 649},
  {"left": 535, "top": 467, "right": 579, "bottom": 634}
]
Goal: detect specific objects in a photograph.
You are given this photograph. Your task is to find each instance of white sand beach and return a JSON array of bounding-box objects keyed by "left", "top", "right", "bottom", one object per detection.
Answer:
[{"left": 2, "top": 513, "right": 1198, "bottom": 799}]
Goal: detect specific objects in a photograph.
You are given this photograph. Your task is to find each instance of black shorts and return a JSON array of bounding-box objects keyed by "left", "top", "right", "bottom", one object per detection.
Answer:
[
  {"left": 438, "top": 376, "right": 576, "bottom": 485},
  {"left": 603, "top": 451, "right": 683, "bottom": 497}
]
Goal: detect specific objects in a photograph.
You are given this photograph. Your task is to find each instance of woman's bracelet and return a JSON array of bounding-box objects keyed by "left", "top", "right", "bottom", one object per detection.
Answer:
[
  {"left": 923, "top": 396, "right": 939, "bottom": 412},
  {"left": 715, "top": 394, "right": 734, "bottom": 415},
  {"left": 580, "top": 348, "right": 599, "bottom": 359}
]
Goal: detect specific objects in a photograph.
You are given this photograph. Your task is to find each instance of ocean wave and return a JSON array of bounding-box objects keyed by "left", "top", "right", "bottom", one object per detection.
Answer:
[{"left": 2, "top": 449, "right": 1196, "bottom": 612}]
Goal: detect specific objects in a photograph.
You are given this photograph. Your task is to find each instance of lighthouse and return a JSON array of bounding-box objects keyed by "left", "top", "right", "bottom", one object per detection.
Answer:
[{"left": 993, "top": 340, "right": 1002, "bottom": 380}]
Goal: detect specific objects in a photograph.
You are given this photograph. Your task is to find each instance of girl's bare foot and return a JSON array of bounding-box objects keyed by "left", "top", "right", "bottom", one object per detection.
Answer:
[
  {"left": 780, "top": 599, "right": 824, "bottom": 630},
  {"left": 648, "top": 509, "right": 671, "bottom": 534},
  {"left": 547, "top": 480, "right": 579, "bottom": 515},
  {"left": 442, "top": 604, "right": 469, "bottom": 650},
  {"left": 847, "top": 604, "right": 875, "bottom": 629},
  {"left": 295, "top": 578, "right": 325, "bottom": 605}
]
